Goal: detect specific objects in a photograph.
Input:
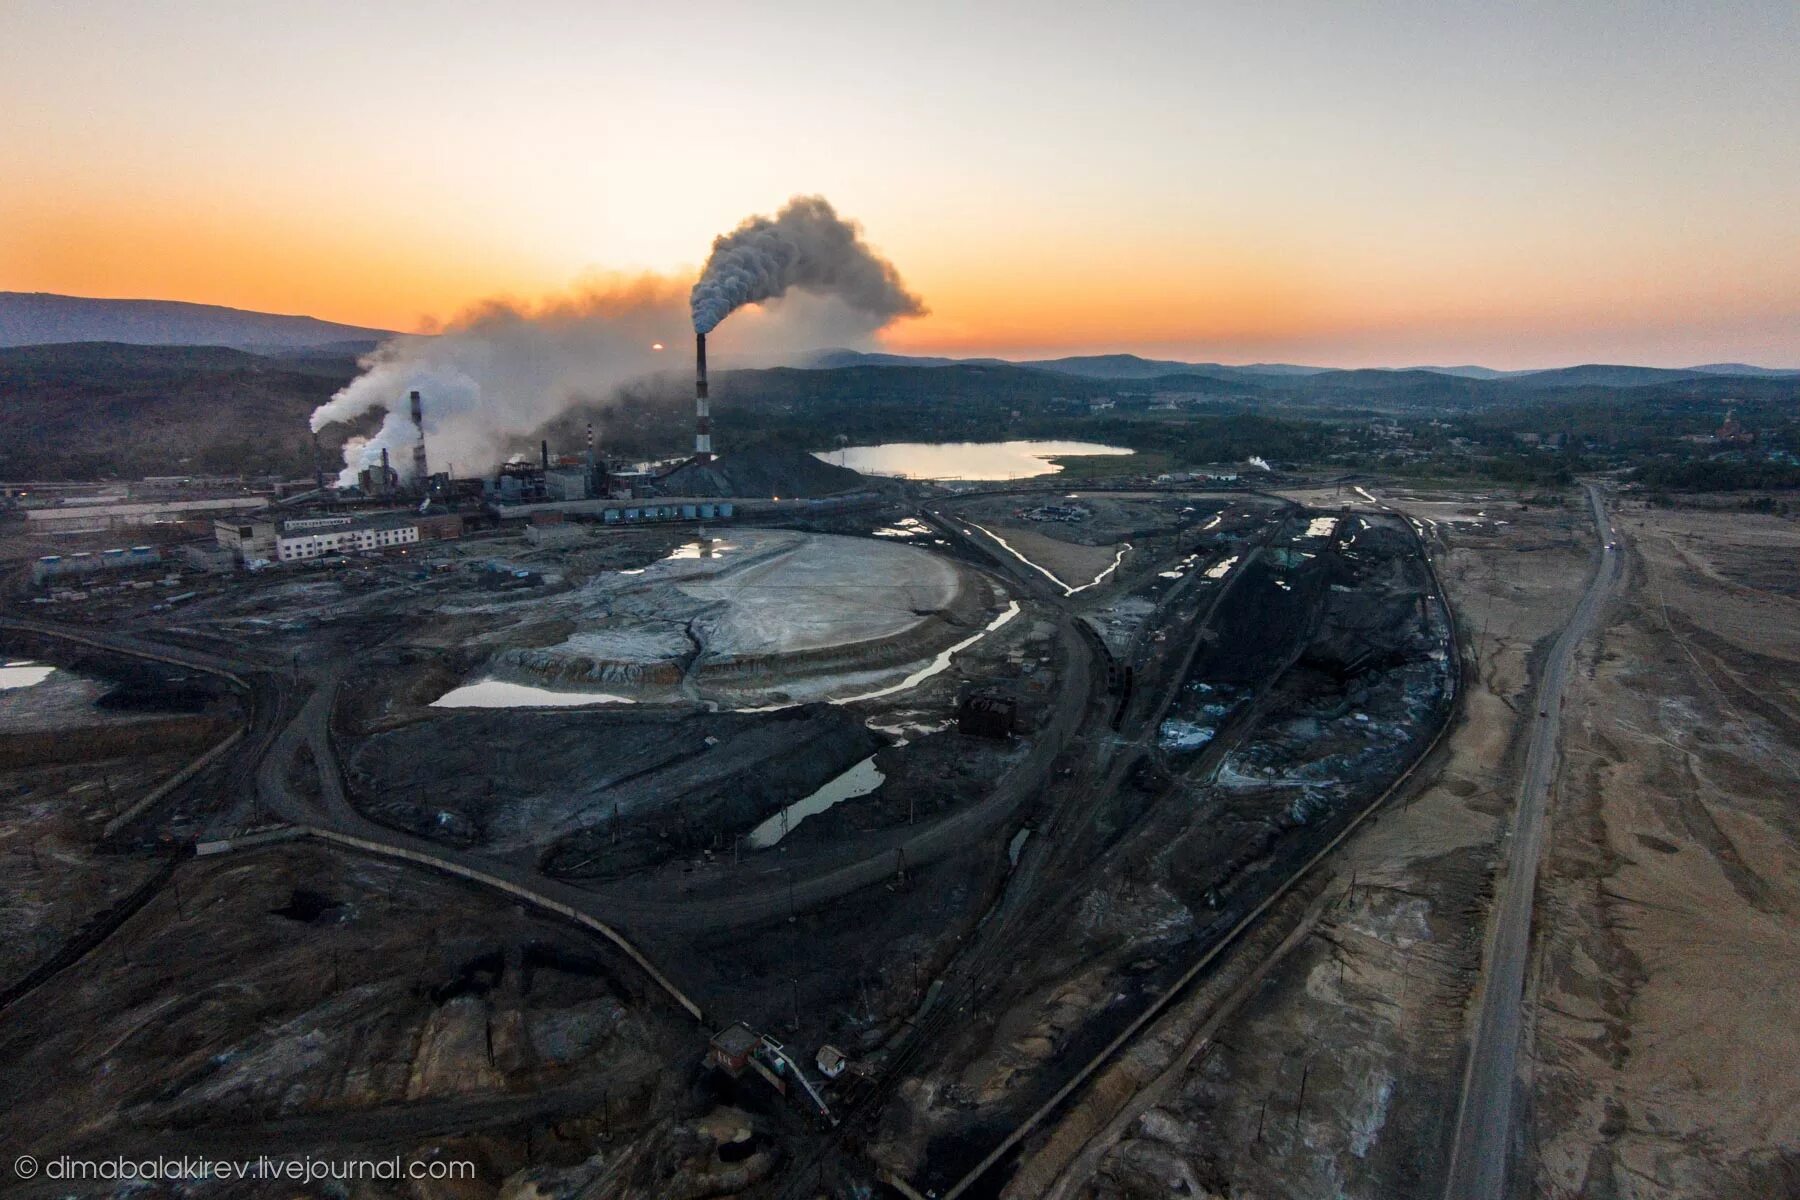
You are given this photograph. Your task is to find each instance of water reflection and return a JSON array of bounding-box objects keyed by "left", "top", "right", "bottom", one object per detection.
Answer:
[
  {"left": 819, "top": 441, "right": 1131, "bottom": 481},
  {"left": 747, "top": 755, "right": 885, "bottom": 849},
  {"left": 431, "top": 679, "right": 636, "bottom": 708},
  {"left": 0, "top": 661, "right": 56, "bottom": 690}
]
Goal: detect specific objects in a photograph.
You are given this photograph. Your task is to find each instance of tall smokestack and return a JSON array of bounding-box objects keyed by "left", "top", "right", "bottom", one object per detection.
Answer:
[
  {"left": 409, "top": 390, "right": 428, "bottom": 484},
  {"left": 312, "top": 430, "right": 325, "bottom": 491},
  {"left": 694, "top": 332, "right": 713, "bottom": 463},
  {"left": 379, "top": 446, "right": 392, "bottom": 496},
  {"left": 540, "top": 439, "right": 549, "bottom": 472}
]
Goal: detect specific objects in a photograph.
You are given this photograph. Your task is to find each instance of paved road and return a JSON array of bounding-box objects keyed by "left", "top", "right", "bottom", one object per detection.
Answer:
[{"left": 1443, "top": 483, "right": 1624, "bottom": 1200}]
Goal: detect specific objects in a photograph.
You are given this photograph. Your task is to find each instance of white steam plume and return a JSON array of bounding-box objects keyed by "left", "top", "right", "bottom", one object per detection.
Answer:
[
  {"left": 690, "top": 195, "right": 925, "bottom": 335},
  {"left": 311, "top": 245, "right": 917, "bottom": 486}
]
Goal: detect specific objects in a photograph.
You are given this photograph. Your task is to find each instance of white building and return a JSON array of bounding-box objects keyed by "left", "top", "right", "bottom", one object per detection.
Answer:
[{"left": 276, "top": 519, "right": 419, "bottom": 561}]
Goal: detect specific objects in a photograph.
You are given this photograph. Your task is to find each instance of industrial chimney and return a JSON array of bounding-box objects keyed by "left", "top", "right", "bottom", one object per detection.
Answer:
[
  {"left": 694, "top": 332, "right": 713, "bottom": 464},
  {"left": 409, "top": 390, "right": 428, "bottom": 484}
]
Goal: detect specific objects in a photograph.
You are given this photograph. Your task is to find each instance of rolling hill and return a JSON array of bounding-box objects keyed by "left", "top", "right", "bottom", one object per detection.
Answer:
[
  {"left": 0, "top": 292, "right": 395, "bottom": 352},
  {"left": 0, "top": 342, "right": 365, "bottom": 479}
]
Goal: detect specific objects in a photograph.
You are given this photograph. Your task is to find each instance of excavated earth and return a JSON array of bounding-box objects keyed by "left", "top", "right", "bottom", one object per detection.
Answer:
[
  {"left": 0, "top": 844, "right": 713, "bottom": 1199},
  {"left": 1021, "top": 484, "right": 1595, "bottom": 1200},
  {"left": 866, "top": 508, "right": 1458, "bottom": 1195}
]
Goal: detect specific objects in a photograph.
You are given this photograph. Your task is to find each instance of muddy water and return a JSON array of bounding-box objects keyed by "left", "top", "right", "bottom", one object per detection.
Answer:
[{"left": 747, "top": 754, "right": 885, "bottom": 849}]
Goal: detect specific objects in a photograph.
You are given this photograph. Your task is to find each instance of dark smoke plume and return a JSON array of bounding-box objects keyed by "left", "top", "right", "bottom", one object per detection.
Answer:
[{"left": 690, "top": 195, "right": 925, "bottom": 334}]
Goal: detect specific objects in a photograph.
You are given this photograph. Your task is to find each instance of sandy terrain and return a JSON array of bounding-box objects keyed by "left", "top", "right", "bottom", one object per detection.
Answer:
[
  {"left": 1027, "top": 484, "right": 1594, "bottom": 1198},
  {"left": 1527, "top": 499, "right": 1800, "bottom": 1198}
]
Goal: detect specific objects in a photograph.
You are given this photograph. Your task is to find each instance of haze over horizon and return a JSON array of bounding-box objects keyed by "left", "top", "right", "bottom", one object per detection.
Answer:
[{"left": 3, "top": 1, "right": 1797, "bottom": 369}]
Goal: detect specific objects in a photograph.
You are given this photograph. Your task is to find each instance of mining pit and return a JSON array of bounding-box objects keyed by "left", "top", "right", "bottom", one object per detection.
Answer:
[{"left": 0, "top": 476, "right": 1483, "bottom": 1199}]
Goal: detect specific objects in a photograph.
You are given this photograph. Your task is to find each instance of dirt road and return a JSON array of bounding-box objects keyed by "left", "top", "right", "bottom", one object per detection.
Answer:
[{"left": 1444, "top": 483, "right": 1622, "bottom": 1199}]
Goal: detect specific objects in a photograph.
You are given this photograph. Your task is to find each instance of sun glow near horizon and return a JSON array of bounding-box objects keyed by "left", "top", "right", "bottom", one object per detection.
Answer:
[{"left": 2, "top": 1, "right": 1796, "bottom": 368}]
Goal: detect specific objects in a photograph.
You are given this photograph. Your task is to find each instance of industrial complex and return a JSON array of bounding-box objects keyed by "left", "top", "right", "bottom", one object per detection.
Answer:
[
  {"left": 8, "top": 320, "right": 1787, "bottom": 1200},
  {"left": 0, "top": 372, "right": 1475, "bottom": 1198}
]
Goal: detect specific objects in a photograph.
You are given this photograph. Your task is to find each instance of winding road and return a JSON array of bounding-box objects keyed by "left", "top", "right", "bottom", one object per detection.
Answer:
[{"left": 1443, "top": 483, "right": 1624, "bottom": 1200}]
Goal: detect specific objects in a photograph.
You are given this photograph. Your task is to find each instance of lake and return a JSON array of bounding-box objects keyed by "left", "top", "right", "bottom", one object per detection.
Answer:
[{"left": 816, "top": 440, "right": 1133, "bottom": 481}]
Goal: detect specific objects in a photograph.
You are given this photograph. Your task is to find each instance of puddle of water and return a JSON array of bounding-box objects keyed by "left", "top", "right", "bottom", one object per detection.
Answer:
[
  {"left": 1159, "top": 552, "right": 1204, "bottom": 580},
  {"left": 618, "top": 539, "right": 736, "bottom": 575},
  {"left": 431, "top": 679, "right": 636, "bottom": 708},
  {"left": 872, "top": 518, "right": 932, "bottom": 539},
  {"left": 1204, "top": 555, "right": 1239, "bottom": 580},
  {"left": 866, "top": 716, "right": 953, "bottom": 746},
  {"left": 736, "top": 601, "right": 1023, "bottom": 714},
  {"left": 747, "top": 755, "right": 885, "bottom": 848},
  {"left": 834, "top": 601, "right": 1021, "bottom": 704},
  {"left": 666, "top": 539, "right": 735, "bottom": 560},
  {"left": 968, "top": 522, "right": 1129, "bottom": 595},
  {"left": 0, "top": 662, "right": 56, "bottom": 690},
  {"left": 1008, "top": 827, "right": 1032, "bottom": 866}
]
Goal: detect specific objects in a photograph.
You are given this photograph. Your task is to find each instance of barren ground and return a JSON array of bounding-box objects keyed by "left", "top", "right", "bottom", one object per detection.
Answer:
[
  {"left": 1527, "top": 499, "right": 1800, "bottom": 1198},
  {"left": 1022, "top": 483, "right": 1593, "bottom": 1199}
]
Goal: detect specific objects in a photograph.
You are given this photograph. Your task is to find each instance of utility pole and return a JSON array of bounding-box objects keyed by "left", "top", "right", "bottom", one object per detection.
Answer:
[
  {"left": 787, "top": 869, "right": 797, "bottom": 923},
  {"left": 1293, "top": 1058, "right": 1312, "bottom": 1139}
]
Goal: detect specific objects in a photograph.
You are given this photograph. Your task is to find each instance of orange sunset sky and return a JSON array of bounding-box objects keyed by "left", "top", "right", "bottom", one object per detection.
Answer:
[{"left": 3, "top": 1, "right": 1796, "bottom": 367}]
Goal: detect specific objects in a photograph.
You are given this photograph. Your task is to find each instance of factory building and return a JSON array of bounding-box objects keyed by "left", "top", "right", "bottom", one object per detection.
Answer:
[
  {"left": 276, "top": 516, "right": 420, "bottom": 561},
  {"left": 271, "top": 511, "right": 463, "bottom": 562},
  {"left": 602, "top": 501, "right": 735, "bottom": 524},
  {"left": 545, "top": 467, "right": 592, "bottom": 501},
  {"left": 214, "top": 517, "right": 278, "bottom": 562},
  {"left": 32, "top": 545, "right": 162, "bottom": 586},
  {"left": 415, "top": 513, "right": 465, "bottom": 541},
  {"left": 25, "top": 495, "right": 268, "bottom": 535}
]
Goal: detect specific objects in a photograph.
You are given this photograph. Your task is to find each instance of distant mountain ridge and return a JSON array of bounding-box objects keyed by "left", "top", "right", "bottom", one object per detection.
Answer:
[
  {"left": 5, "top": 340, "right": 1798, "bottom": 483},
  {"left": 805, "top": 348, "right": 1330, "bottom": 381},
  {"left": 805, "top": 348, "right": 1798, "bottom": 383},
  {"left": 0, "top": 292, "right": 395, "bottom": 351}
]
